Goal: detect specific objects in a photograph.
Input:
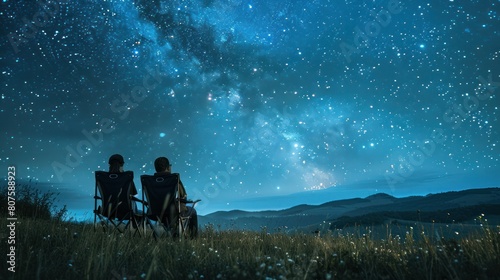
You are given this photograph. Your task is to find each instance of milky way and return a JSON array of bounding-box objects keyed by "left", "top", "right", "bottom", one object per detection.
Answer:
[{"left": 1, "top": 0, "right": 499, "bottom": 217}]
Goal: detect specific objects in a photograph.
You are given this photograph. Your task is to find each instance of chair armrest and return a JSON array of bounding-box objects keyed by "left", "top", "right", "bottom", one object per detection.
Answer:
[
  {"left": 180, "top": 198, "right": 201, "bottom": 204},
  {"left": 130, "top": 195, "right": 148, "bottom": 206}
]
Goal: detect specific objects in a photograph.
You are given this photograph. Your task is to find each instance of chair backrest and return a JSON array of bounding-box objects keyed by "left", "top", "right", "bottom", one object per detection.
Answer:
[
  {"left": 95, "top": 171, "right": 135, "bottom": 219},
  {"left": 140, "top": 173, "right": 180, "bottom": 223}
]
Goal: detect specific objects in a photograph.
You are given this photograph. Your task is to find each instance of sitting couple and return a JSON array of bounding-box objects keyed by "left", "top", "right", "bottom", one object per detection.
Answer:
[{"left": 108, "top": 154, "right": 198, "bottom": 238}]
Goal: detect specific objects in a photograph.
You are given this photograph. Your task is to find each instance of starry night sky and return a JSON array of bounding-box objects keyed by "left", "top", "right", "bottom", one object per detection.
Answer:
[{"left": 1, "top": 0, "right": 499, "bottom": 219}]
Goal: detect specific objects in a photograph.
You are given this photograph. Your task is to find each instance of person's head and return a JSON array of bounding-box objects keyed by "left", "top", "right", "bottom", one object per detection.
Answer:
[
  {"left": 108, "top": 154, "right": 125, "bottom": 173},
  {"left": 154, "top": 157, "right": 171, "bottom": 173}
]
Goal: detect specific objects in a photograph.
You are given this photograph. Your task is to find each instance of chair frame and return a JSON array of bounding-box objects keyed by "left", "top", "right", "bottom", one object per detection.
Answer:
[
  {"left": 93, "top": 171, "right": 142, "bottom": 236},
  {"left": 140, "top": 173, "right": 200, "bottom": 240}
]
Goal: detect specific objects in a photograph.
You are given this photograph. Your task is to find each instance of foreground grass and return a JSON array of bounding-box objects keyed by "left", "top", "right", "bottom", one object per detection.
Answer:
[{"left": 1, "top": 217, "right": 499, "bottom": 279}]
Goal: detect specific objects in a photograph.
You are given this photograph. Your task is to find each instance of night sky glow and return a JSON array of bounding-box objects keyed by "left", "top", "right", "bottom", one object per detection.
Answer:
[{"left": 1, "top": 0, "right": 499, "bottom": 220}]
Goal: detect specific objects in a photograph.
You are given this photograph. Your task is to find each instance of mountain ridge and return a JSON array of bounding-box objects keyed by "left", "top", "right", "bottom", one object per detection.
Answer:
[{"left": 199, "top": 187, "right": 500, "bottom": 232}]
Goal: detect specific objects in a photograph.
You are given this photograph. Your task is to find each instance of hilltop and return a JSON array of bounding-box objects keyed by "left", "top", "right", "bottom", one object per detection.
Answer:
[{"left": 199, "top": 187, "right": 500, "bottom": 233}]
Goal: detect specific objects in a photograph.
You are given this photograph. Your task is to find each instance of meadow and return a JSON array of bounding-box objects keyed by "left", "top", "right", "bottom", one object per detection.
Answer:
[
  {"left": 1, "top": 215, "right": 499, "bottom": 280},
  {"left": 1, "top": 185, "right": 499, "bottom": 279}
]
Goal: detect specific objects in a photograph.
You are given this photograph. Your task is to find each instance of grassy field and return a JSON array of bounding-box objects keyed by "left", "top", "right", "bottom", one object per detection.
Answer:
[{"left": 1, "top": 216, "right": 499, "bottom": 280}]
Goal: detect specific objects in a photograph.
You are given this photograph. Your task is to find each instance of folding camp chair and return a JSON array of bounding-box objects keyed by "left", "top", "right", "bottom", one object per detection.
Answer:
[
  {"left": 94, "top": 171, "right": 143, "bottom": 235},
  {"left": 140, "top": 173, "right": 200, "bottom": 239}
]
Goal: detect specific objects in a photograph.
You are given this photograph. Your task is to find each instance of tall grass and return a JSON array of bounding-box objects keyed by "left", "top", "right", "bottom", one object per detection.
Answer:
[
  {"left": 1, "top": 216, "right": 499, "bottom": 279},
  {"left": 0, "top": 184, "right": 67, "bottom": 221},
  {"left": 1, "top": 185, "right": 498, "bottom": 279}
]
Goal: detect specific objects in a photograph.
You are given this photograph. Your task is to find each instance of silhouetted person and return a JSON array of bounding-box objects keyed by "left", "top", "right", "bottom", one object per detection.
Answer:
[
  {"left": 154, "top": 156, "right": 198, "bottom": 238},
  {"left": 107, "top": 154, "right": 139, "bottom": 220},
  {"left": 108, "top": 154, "right": 138, "bottom": 195}
]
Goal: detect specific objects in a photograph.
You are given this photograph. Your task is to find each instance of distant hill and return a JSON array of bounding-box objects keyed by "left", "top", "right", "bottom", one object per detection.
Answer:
[
  {"left": 199, "top": 187, "right": 500, "bottom": 233},
  {"left": 329, "top": 204, "right": 500, "bottom": 229}
]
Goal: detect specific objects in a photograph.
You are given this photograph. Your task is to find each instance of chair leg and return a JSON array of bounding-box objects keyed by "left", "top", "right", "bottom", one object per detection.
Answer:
[
  {"left": 94, "top": 214, "right": 109, "bottom": 233},
  {"left": 145, "top": 219, "right": 162, "bottom": 240},
  {"left": 131, "top": 217, "right": 142, "bottom": 237},
  {"left": 183, "top": 217, "right": 193, "bottom": 239},
  {"left": 177, "top": 217, "right": 194, "bottom": 240}
]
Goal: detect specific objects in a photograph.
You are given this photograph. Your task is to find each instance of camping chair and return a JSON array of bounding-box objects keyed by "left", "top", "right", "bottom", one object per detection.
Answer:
[
  {"left": 94, "top": 171, "right": 143, "bottom": 235},
  {"left": 140, "top": 173, "right": 200, "bottom": 239}
]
